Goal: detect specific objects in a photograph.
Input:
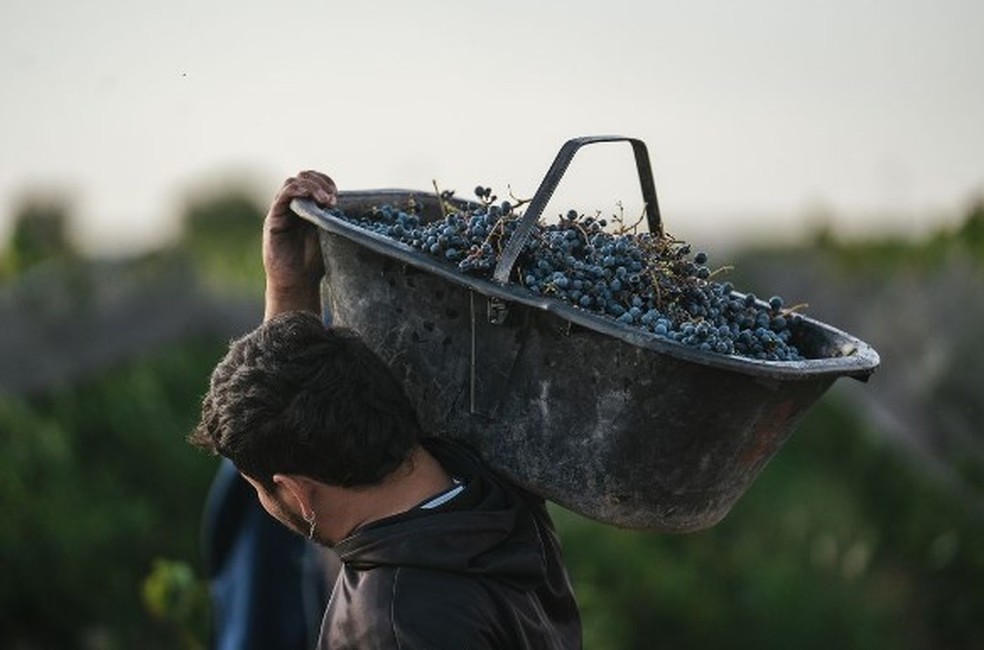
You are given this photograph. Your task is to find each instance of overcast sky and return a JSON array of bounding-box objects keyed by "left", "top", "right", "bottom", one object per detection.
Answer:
[{"left": 1, "top": 0, "right": 982, "bottom": 254}]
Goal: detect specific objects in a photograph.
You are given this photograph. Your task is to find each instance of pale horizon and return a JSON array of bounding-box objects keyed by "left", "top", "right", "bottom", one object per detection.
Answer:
[{"left": 2, "top": 0, "right": 982, "bottom": 256}]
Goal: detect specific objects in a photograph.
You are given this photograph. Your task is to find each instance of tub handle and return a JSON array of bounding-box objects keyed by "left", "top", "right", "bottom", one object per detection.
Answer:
[{"left": 491, "top": 135, "right": 662, "bottom": 286}]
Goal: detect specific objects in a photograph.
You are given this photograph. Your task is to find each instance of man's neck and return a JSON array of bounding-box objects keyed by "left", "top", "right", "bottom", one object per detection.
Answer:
[{"left": 317, "top": 445, "right": 452, "bottom": 543}]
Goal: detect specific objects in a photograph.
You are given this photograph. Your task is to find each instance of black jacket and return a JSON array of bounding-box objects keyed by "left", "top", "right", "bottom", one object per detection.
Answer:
[{"left": 318, "top": 438, "right": 582, "bottom": 649}]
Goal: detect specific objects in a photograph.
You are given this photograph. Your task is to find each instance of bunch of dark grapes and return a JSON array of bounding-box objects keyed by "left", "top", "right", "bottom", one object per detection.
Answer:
[{"left": 330, "top": 186, "right": 806, "bottom": 361}]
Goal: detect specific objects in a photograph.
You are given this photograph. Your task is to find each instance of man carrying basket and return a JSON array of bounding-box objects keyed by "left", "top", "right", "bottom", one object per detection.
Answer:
[{"left": 189, "top": 170, "right": 582, "bottom": 649}]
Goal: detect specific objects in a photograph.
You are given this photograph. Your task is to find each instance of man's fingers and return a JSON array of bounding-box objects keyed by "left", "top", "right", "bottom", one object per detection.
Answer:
[
  {"left": 297, "top": 171, "right": 337, "bottom": 208},
  {"left": 268, "top": 171, "right": 337, "bottom": 228},
  {"left": 299, "top": 169, "right": 337, "bottom": 193},
  {"left": 281, "top": 174, "right": 336, "bottom": 203}
]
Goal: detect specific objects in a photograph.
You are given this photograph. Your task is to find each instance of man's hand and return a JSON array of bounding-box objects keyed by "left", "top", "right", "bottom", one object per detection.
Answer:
[{"left": 263, "top": 170, "right": 337, "bottom": 321}]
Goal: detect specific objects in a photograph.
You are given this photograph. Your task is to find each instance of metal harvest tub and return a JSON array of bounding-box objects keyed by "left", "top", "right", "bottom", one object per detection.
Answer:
[{"left": 291, "top": 136, "right": 880, "bottom": 531}]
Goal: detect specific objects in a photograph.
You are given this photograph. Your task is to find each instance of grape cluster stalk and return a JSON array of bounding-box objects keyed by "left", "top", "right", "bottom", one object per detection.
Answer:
[{"left": 329, "top": 186, "right": 807, "bottom": 361}]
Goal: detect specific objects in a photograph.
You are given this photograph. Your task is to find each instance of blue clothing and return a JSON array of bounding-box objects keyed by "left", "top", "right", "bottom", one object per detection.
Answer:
[{"left": 203, "top": 459, "right": 330, "bottom": 650}]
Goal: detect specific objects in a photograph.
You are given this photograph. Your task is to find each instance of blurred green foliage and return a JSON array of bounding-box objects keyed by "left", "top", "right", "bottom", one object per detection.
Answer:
[
  {"left": 1, "top": 188, "right": 982, "bottom": 648},
  {"left": 1, "top": 193, "right": 78, "bottom": 280},
  {"left": 0, "top": 339, "right": 224, "bottom": 649},
  {"left": 142, "top": 558, "right": 210, "bottom": 650},
  {"left": 175, "top": 187, "right": 265, "bottom": 294},
  {"left": 807, "top": 197, "right": 984, "bottom": 272},
  {"left": 957, "top": 198, "right": 984, "bottom": 256}
]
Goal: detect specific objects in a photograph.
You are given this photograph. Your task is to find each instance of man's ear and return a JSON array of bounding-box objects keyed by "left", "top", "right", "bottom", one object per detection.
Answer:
[{"left": 272, "top": 474, "right": 318, "bottom": 518}]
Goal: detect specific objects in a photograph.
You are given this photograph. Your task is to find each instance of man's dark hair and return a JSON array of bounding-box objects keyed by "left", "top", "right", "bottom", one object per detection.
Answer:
[{"left": 190, "top": 311, "right": 421, "bottom": 489}]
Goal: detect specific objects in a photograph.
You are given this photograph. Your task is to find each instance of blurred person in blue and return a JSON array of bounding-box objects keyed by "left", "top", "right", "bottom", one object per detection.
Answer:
[
  {"left": 202, "top": 458, "right": 335, "bottom": 649},
  {"left": 189, "top": 171, "right": 582, "bottom": 649}
]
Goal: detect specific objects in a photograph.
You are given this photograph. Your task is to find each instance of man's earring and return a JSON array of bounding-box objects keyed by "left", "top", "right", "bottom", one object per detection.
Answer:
[{"left": 304, "top": 511, "right": 316, "bottom": 540}]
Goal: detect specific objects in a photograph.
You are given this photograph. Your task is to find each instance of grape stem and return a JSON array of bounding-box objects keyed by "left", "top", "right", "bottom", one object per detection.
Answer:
[{"left": 432, "top": 179, "right": 450, "bottom": 221}]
